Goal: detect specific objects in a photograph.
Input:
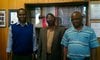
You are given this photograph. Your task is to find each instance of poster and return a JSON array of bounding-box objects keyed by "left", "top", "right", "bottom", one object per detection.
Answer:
[{"left": 0, "top": 10, "right": 6, "bottom": 27}]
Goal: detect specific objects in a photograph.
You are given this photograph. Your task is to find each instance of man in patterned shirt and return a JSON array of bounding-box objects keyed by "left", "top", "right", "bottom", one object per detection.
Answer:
[{"left": 61, "top": 11, "right": 100, "bottom": 60}]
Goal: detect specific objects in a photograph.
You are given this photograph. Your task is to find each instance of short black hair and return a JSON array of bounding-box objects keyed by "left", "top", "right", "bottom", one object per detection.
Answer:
[
  {"left": 46, "top": 13, "right": 55, "bottom": 19},
  {"left": 17, "top": 8, "right": 26, "bottom": 13}
]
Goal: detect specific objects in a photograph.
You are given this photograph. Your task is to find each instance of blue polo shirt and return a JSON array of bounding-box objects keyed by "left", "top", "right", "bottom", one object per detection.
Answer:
[{"left": 61, "top": 26, "right": 100, "bottom": 58}]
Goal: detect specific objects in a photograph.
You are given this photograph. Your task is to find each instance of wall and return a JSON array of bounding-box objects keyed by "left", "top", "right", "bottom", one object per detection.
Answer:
[
  {"left": 90, "top": 1, "right": 100, "bottom": 60},
  {"left": 0, "top": 0, "right": 8, "bottom": 60}
]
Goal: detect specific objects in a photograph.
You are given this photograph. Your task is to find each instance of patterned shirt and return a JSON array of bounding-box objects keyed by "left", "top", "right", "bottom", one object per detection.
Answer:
[{"left": 61, "top": 26, "right": 100, "bottom": 57}]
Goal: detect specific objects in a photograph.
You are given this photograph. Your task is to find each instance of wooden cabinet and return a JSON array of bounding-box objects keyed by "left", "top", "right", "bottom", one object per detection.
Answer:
[{"left": 25, "top": 1, "right": 89, "bottom": 27}]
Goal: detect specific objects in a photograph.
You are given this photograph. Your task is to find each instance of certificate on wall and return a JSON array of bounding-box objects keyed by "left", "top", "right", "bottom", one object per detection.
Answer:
[
  {"left": 10, "top": 12, "right": 18, "bottom": 24},
  {"left": 91, "top": 23, "right": 100, "bottom": 37},
  {"left": 90, "top": 2, "right": 100, "bottom": 19},
  {"left": 9, "top": 9, "right": 18, "bottom": 26}
]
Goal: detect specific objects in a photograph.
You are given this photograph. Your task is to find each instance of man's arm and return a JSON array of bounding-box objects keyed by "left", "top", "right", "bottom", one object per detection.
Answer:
[
  {"left": 61, "top": 30, "right": 68, "bottom": 60},
  {"left": 33, "top": 25, "right": 37, "bottom": 52},
  {"left": 91, "top": 48, "right": 97, "bottom": 60},
  {"left": 6, "top": 26, "right": 13, "bottom": 60},
  {"left": 90, "top": 29, "right": 100, "bottom": 60},
  {"left": 32, "top": 25, "right": 38, "bottom": 60},
  {"left": 63, "top": 47, "right": 67, "bottom": 60}
]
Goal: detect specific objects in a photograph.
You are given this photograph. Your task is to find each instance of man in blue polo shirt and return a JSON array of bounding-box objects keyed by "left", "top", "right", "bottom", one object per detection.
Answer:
[
  {"left": 6, "top": 8, "right": 37, "bottom": 60},
  {"left": 61, "top": 11, "right": 100, "bottom": 60}
]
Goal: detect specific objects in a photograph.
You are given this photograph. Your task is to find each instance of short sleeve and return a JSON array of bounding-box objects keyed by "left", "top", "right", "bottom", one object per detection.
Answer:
[
  {"left": 89, "top": 30, "right": 100, "bottom": 48},
  {"left": 61, "top": 31, "right": 69, "bottom": 47}
]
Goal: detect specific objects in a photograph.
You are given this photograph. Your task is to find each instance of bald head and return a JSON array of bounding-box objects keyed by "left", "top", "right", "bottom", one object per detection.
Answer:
[
  {"left": 71, "top": 11, "right": 82, "bottom": 19},
  {"left": 71, "top": 11, "right": 83, "bottom": 29}
]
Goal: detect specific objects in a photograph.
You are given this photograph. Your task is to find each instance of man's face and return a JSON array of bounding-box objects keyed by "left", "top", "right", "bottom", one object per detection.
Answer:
[
  {"left": 17, "top": 10, "right": 26, "bottom": 23},
  {"left": 71, "top": 13, "right": 83, "bottom": 28},
  {"left": 46, "top": 15, "right": 55, "bottom": 26}
]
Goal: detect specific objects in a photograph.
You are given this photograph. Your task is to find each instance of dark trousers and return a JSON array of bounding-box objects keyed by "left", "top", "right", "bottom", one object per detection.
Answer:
[
  {"left": 12, "top": 55, "right": 32, "bottom": 60},
  {"left": 47, "top": 53, "right": 51, "bottom": 60},
  {"left": 84, "top": 57, "right": 90, "bottom": 60},
  {"left": 67, "top": 57, "right": 90, "bottom": 60}
]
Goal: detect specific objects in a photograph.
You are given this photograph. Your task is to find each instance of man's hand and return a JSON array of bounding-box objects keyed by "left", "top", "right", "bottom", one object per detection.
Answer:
[
  {"left": 63, "top": 47, "right": 67, "bottom": 60},
  {"left": 7, "top": 53, "right": 12, "bottom": 60},
  {"left": 91, "top": 48, "right": 97, "bottom": 60}
]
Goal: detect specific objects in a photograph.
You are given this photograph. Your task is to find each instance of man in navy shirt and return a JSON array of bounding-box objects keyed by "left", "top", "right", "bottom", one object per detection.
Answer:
[{"left": 6, "top": 8, "right": 37, "bottom": 60}]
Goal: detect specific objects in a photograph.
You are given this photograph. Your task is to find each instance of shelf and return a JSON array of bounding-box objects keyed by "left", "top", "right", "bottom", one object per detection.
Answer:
[{"left": 25, "top": 1, "right": 88, "bottom": 8}]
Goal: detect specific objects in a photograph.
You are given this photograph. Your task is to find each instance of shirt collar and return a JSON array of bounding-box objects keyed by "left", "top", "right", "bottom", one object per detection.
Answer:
[
  {"left": 72, "top": 25, "right": 86, "bottom": 32},
  {"left": 16, "top": 22, "right": 28, "bottom": 26}
]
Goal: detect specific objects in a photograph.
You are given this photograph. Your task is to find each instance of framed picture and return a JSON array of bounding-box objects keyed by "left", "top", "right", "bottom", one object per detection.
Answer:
[
  {"left": 0, "top": 10, "right": 6, "bottom": 27},
  {"left": 90, "top": 1, "right": 100, "bottom": 19},
  {"left": 8, "top": 9, "right": 18, "bottom": 26},
  {"left": 91, "top": 22, "right": 100, "bottom": 37}
]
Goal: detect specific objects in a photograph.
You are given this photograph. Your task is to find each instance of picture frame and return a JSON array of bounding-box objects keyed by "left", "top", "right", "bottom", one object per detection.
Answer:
[
  {"left": 8, "top": 9, "right": 18, "bottom": 26},
  {"left": 90, "top": 1, "right": 100, "bottom": 19},
  {"left": 91, "top": 22, "right": 100, "bottom": 37},
  {"left": 0, "top": 10, "right": 6, "bottom": 27}
]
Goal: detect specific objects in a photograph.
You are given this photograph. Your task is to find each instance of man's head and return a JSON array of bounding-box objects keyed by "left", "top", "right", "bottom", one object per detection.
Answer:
[
  {"left": 17, "top": 8, "right": 27, "bottom": 24},
  {"left": 71, "top": 11, "right": 83, "bottom": 28},
  {"left": 46, "top": 13, "right": 55, "bottom": 27}
]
